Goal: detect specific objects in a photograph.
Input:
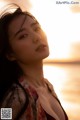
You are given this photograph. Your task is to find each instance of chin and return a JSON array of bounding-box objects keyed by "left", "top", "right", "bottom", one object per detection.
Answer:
[{"left": 41, "top": 51, "right": 50, "bottom": 60}]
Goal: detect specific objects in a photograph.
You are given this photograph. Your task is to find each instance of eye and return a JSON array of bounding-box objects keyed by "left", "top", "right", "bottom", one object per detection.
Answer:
[
  {"left": 19, "top": 34, "right": 28, "bottom": 39},
  {"left": 34, "top": 26, "right": 41, "bottom": 32}
]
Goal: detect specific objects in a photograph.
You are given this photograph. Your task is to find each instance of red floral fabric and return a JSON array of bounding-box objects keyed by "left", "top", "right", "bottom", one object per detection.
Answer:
[{"left": 18, "top": 78, "right": 68, "bottom": 120}]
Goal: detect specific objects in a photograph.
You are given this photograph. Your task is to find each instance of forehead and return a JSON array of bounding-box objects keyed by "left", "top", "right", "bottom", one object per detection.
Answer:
[{"left": 8, "top": 14, "right": 36, "bottom": 35}]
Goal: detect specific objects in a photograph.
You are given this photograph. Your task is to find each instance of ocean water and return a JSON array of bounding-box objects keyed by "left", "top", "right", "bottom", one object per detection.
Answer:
[{"left": 43, "top": 63, "right": 80, "bottom": 120}]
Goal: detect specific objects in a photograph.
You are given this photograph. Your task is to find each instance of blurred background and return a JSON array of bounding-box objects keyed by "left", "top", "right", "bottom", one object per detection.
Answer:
[{"left": 0, "top": 0, "right": 80, "bottom": 120}]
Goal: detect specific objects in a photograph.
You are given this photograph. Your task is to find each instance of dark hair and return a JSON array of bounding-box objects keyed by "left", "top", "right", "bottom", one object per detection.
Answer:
[
  {"left": 0, "top": 4, "right": 39, "bottom": 119},
  {"left": 0, "top": 4, "right": 36, "bottom": 101}
]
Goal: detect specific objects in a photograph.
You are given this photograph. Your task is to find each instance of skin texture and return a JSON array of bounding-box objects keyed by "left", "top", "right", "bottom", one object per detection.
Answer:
[
  {"left": 7, "top": 15, "right": 49, "bottom": 64},
  {"left": 0, "top": 13, "right": 67, "bottom": 120},
  {"left": 7, "top": 14, "right": 49, "bottom": 87}
]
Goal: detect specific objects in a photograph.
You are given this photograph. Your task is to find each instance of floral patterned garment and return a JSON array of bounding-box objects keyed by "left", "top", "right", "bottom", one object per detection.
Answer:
[
  {"left": 18, "top": 77, "right": 68, "bottom": 120},
  {"left": 19, "top": 83, "right": 47, "bottom": 120},
  {"left": 0, "top": 77, "right": 68, "bottom": 120}
]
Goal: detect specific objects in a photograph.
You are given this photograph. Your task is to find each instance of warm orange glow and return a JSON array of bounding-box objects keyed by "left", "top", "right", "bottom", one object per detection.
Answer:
[
  {"left": 43, "top": 64, "right": 80, "bottom": 120},
  {"left": 0, "top": 1, "right": 80, "bottom": 120},
  {"left": 43, "top": 65, "right": 67, "bottom": 98},
  {"left": 71, "top": 5, "right": 80, "bottom": 13},
  {"left": 0, "top": 0, "right": 80, "bottom": 60},
  {"left": 30, "top": 0, "right": 80, "bottom": 61},
  {"left": 29, "top": 2, "right": 80, "bottom": 119}
]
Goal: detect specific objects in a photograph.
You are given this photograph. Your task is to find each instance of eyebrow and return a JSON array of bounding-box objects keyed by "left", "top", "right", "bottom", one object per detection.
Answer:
[
  {"left": 12, "top": 21, "right": 39, "bottom": 39},
  {"left": 31, "top": 21, "right": 39, "bottom": 27},
  {"left": 15, "top": 28, "right": 26, "bottom": 37}
]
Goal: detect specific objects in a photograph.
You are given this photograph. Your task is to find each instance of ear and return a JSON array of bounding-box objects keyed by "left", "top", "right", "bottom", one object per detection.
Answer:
[{"left": 6, "top": 52, "right": 16, "bottom": 61}]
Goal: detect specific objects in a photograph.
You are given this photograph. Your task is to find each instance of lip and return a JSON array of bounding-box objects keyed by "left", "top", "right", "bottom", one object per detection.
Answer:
[{"left": 35, "top": 44, "right": 47, "bottom": 51}]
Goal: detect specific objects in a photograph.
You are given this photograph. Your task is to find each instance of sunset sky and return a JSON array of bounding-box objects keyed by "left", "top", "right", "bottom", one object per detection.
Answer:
[
  {"left": 0, "top": 0, "right": 80, "bottom": 61},
  {"left": 0, "top": 1, "right": 80, "bottom": 119}
]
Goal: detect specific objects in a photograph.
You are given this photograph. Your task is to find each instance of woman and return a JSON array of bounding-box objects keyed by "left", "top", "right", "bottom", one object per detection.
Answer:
[{"left": 0, "top": 4, "right": 68, "bottom": 120}]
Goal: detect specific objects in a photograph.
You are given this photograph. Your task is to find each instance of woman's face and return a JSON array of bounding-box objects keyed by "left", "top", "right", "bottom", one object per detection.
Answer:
[{"left": 7, "top": 14, "right": 49, "bottom": 64}]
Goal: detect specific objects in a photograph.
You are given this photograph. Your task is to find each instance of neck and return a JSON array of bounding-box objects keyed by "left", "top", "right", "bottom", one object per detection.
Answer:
[{"left": 18, "top": 61, "right": 45, "bottom": 87}]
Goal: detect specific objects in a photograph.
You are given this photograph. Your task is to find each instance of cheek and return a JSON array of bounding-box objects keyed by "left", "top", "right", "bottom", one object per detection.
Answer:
[
  {"left": 11, "top": 45, "right": 34, "bottom": 63},
  {"left": 9, "top": 41, "right": 33, "bottom": 57}
]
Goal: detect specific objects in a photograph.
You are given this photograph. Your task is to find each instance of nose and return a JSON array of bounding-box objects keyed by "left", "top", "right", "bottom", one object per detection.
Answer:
[{"left": 32, "top": 33, "right": 41, "bottom": 43}]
